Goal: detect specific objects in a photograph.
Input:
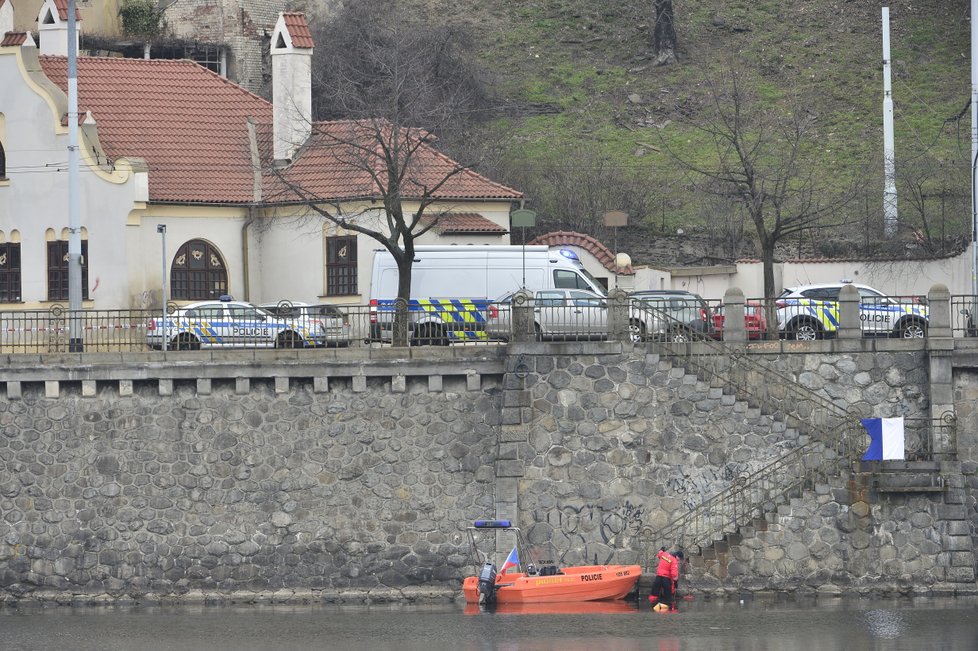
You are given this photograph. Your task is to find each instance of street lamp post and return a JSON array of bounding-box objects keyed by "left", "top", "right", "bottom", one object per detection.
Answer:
[
  {"left": 157, "top": 224, "right": 167, "bottom": 351},
  {"left": 510, "top": 209, "right": 537, "bottom": 289},
  {"left": 66, "top": 0, "right": 83, "bottom": 352},
  {"left": 972, "top": 0, "right": 978, "bottom": 329}
]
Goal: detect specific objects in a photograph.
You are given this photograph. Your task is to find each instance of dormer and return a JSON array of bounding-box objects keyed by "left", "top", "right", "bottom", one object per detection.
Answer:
[
  {"left": 37, "top": 0, "right": 80, "bottom": 57},
  {"left": 270, "top": 12, "right": 313, "bottom": 162}
]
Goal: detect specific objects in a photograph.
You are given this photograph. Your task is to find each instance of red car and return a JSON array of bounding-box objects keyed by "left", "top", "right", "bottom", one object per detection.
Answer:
[{"left": 712, "top": 301, "right": 768, "bottom": 340}]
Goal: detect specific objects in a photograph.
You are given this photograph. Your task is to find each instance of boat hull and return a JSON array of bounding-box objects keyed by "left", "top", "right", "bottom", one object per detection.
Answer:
[{"left": 462, "top": 564, "right": 641, "bottom": 604}]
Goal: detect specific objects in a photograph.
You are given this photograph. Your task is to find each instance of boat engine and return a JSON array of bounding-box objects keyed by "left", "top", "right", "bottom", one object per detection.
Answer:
[{"left": 477, "top": 561, "right": 498, "bottom": 604}]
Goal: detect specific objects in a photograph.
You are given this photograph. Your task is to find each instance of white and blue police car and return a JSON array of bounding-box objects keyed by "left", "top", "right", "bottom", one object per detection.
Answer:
[
  {"left": 776, "top": 283, "right": 928, "bottom": 340},
  {"left": 146, "top": 296, "right": 330, "bottom": 350}
]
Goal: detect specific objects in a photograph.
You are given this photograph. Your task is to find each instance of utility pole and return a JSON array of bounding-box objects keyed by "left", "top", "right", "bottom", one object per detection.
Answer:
[
  {"left": 972, "top": 0, "right": 978, "bottom": 301},
  {"left": 882, "top": 7, "right": 898, "bottom": 239},
  {"left": 67, "top": 0, "right": 83, "bottom": 351}
]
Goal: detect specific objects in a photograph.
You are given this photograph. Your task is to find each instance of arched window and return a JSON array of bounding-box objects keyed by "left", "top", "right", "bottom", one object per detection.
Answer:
[{"left": 170, "top": 239, "right": 228, "bottom": 300}]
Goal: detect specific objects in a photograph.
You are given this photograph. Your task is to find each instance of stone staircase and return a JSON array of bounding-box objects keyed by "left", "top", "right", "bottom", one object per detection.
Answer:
[
  {"left": 683, "top": 471, "right": 975, "bottom": 595},
  {"left": 638, "top": 339, "right": 974, "bottom": 594}
]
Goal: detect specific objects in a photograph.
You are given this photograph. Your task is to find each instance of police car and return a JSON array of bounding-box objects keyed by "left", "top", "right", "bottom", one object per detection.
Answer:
[
  {"left": 775, "top": 283, "right": 928, "bottom": 340},
  {"left": 146, "top": 297, "right": 330, "bottom": 350}
]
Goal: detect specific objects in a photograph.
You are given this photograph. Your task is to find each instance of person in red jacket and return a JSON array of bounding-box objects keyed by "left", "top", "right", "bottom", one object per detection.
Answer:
[{"left": 649, "top": 547, "right": 680, "bottom": 609}]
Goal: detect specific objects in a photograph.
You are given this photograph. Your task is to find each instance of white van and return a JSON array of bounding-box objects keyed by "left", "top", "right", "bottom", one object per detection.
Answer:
[{"left": 369, "top": 245, "right": 605, "bottom": 344}]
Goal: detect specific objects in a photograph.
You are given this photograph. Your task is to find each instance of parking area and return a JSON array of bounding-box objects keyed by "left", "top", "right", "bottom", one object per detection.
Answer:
[{"left": 2, "top": 286, "right": 976, "bottom": 353}]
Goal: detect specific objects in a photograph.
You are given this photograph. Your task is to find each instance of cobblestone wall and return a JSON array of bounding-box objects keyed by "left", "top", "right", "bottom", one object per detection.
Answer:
[
  {"left": 1, "top": 344, "right": 975, "bottom": 604},
  {"left": 507, "top": 346, "right": 976, "bottom": 596},
  {"left": 0, "top": 376, "right": 500, "bottom": 604}
]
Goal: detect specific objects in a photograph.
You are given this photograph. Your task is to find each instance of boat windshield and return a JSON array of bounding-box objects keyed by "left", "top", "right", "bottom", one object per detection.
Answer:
[{"left": 466, "top": 523, "right": 560, "bottom": 575}]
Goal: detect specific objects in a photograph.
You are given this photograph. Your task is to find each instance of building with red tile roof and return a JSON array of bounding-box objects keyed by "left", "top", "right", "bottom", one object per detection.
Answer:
[
  {"left": 10, "top": 0, "right": 288, "bottom": 95},
  {"left": 0, "top": 11, "right": 523, "bottom": 310}
]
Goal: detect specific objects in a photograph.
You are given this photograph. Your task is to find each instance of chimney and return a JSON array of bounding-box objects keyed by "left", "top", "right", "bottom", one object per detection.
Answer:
[
  {"left": 37, "top": 0, "right": 80, "bottom": 57},
  {"left": 270, "top": 12, "right": 313, "bottom": 162},
  {"left": 0, "top": 0, "right": 14, "bottom": 38}
]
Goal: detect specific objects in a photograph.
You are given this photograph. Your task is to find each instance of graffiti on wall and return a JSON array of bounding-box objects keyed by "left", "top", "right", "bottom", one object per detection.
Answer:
[{"left": 547, "top": 500, "right": 644, "bottom": 565}]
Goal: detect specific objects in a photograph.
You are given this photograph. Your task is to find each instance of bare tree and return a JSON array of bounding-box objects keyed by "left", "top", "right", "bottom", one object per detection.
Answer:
[
  {"left": 267, "top": 2, "right": 507, "bottom": 346},
  {"left": 651, "top": 0, "right": 679, "bottom": 66},
  {"left": 310, "top": 0, "right": 485, "bottom": 131},
  {"left": 660, "top": 68, "right": 859, "bottom": 300},
  {"left": 512, "top": 148, "right": 657, "bottom": 235},
  {"left": 898, "top": 154, "right": 970, "bottom": 255}
]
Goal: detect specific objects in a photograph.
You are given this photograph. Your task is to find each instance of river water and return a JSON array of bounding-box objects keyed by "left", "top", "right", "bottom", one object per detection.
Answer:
[{"left": 1, "top": 596, "right": 977, "bottom": 651}]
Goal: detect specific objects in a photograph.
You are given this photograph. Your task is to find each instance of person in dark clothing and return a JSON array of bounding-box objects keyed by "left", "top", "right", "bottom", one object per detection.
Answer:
[
  {"left": 649, "top": 547, "right": 679, "bottom": 610},
  {"left": 671, "top": 550, "right": 685, "bottom": 601}
]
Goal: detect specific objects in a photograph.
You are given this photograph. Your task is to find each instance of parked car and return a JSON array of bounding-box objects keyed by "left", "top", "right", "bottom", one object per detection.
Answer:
[
  {"left": 486, "top": 289, "right": 653, "bottom": 342},
  {"left": 775, "top": 283, "right": 928, "bottom": 340},
  {"left": 146, "top": 297, "right": 332, "bottom": 350},
  {"left": 711, "top": 301, "right": 768, "bottom": 340},
  {"left": 628, "top": 290, "right": 715, "bottom": 342},
  {"left": 259, "top": 301, "right": 352, "bottom": 347}
]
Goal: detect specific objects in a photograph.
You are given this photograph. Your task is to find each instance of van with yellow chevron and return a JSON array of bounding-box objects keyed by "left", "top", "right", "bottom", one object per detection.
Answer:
[{"left": 368, "top": 245, "right": 606, "bottom": 345}]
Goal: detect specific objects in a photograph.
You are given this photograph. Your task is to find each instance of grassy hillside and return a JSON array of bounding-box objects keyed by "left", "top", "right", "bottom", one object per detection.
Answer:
[{"left": 413, "top": 0, "right": 974, "bottom": 260}]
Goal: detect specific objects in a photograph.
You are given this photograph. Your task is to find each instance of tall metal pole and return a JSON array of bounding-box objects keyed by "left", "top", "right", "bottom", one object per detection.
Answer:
[
  {"left": 521, "top": 226, "right": 526, "bottom": 288},
  {"left": 158, "top": 225, "right": 167, "bottom": 352},
  {"left": 882, "top": 7, "right": 898, "bottom": 238},
  {"left": 971, "top": 0, "right": 978, "bottom": 301},
  {"left": 67, "top": 0, "right": 83, "bottom": 351}
]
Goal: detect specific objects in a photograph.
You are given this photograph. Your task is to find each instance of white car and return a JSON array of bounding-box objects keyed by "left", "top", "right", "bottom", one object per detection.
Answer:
[
  {"left": 259, "top": 301, "right": 352, "bottom": 347},
  {"left": 146, "top": 297, "right": 331, "bottom": 350},
  {"left": 775, "top": 283, "right": 928, "bottom": 340},
  {"left": 486, "top": 289, "right": 655, "bottom": 342}
]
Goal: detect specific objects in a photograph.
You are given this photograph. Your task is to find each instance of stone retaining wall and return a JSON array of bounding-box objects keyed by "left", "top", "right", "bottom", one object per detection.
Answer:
[
  {"left": 1, "top": 342, "right": 976, "bottom": 603},
  {"left": 500, "top": 345, "right": 978, "bottom": 596},
  {"left": 0, "top": 374, "right": 500, "bottom": 603}
]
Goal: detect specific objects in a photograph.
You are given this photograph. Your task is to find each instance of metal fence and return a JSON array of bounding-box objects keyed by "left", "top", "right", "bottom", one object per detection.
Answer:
[
  {"left": 950, "top": 295, "right": 978, "bottom": 338},
  {"left": 0, "top": 307, "right": 153, "bottom": 353},
  {"left": 3, "top": 294, "right": 978, "bottom": 353}
]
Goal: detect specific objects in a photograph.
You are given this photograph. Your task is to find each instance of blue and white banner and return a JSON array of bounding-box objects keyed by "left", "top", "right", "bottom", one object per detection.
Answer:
[{"left": 861, "top": 417, "right": 905, "bottom": 461}]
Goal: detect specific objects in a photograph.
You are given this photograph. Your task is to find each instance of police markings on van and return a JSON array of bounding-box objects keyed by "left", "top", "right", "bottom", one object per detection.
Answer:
[{"left": 368, "top": 245, "right": 608, "bottom": 345}]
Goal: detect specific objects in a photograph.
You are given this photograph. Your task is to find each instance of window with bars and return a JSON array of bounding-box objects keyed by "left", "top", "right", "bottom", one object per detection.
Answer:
[
  {"left": 170, "top": 239, "right": 228, "bottom": 300},
  {"left": 326, "top": 236, "right": 357, "bottom": 296},
  {"left": 0, "top": 243, "right": 21, "bottom": 302},
  {"left": 47, "top": 240, "right": 89, "bottom": 301}
]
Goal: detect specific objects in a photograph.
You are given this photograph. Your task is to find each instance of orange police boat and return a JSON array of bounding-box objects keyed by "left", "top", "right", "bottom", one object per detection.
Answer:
[{"left": 462, "top": 519, "right": 642, "bottom": 605}]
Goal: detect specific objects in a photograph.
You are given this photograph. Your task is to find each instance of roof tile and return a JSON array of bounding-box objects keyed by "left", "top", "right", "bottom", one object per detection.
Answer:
[
  {"left": 1, "top": 31, "right": 28, "bottom": 46},
  {"left": 52, "top": 0, "right": 82, "bottom": 21},
  {"left": 423, "top": 212, "right": 507, "bottom": 234},
  {"left": 38, "top": 56, "right": 522, "bottom": 205},
  {"left": 282, "top": 12, "right": 314, "bottom": 49},
  {"left": 529, "top": 230, "right": 633, "bottom": 274}
]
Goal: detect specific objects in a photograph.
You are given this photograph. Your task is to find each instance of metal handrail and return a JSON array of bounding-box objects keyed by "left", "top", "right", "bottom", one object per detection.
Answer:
[
  {"left": 628, "top": 301, "right": 861, "bottom": 563},
  {"left": 642, "top": 423, "right": 865, "bottom": 562},
  {"left": 634, "top": 303, "right": 956, "bottom": 564}
]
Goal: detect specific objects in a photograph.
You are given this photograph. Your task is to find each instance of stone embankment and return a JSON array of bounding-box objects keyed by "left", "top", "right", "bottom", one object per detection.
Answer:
[{"left": 0, "top": 338, "right": 975, "bottom": 603}]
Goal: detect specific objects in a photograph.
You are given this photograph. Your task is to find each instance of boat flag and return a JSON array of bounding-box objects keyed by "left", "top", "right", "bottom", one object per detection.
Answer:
[
  {"left": 861, "top": 417, "right": 905, "bottom": 461},
  {"left": 499, "top": 546, "right": 519, "bottom": 574}
]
